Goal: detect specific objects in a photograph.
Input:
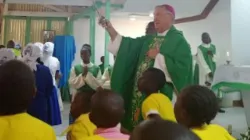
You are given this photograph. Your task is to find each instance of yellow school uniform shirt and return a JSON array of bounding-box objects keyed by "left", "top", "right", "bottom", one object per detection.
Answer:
[
  {"left": 141, "top": 93, "right": 176, "bottom": 122},
  {"left": 62, "top": 113, "right": 96, "bottom": 140},
  {"left": 192, "top": 124, "right": 236, "bottom": 140},
  {"left": 0, "top": 113, "right": 56, "bottom": 140}
]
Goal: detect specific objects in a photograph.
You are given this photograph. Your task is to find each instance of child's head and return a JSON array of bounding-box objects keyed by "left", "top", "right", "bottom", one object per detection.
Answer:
[
  {"left": 80, "top": 44, "right": 91, "bottom": 64},
  {"left": 7, "top": 40, "right": 15, "bottom": 49},
  {"left": 0, "top": 45, "right": 5, "bottom": 49},
  {"left": 0, "top": 60, "right": 36, "bottom": 115},
  {"left": 138, "top": 68, "right": 166, "bottom": 95},
  {"left": 174, "top": 85, "right": 218, "bottom": 128},
  {"left": 130, "top": 119, "right": 200, "bottom": 140},
  {"left": 89, "top": 89, "right": 124, "bottom": 128},
  {"left": 70, "top": 91, "right": 95, "bottom": 119}
]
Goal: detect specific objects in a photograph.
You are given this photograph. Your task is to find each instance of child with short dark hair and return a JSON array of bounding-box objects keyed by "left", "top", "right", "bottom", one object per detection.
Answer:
[
  {"left": 0, "top": 60, "right": 56, "bottom": 140},
  {"left": 129, "top": 119, "right": 200, "bottom": 140},
  {"left": 174, "top": 85, "right": 235, "bottom": 140},
  {"left": 138, "top": 68, "right": 176, "bottom": 121},
  {"left": 62, "top": 91, "right": 96, "bottom": 140},
  {"left": 86, "top": 89, "right": 129, "bottom": 140}
]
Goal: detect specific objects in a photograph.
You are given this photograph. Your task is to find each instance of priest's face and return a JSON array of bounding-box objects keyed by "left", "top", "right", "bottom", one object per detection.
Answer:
[{"left": 154, "top": 6, "right": 173, "bottom": 33}]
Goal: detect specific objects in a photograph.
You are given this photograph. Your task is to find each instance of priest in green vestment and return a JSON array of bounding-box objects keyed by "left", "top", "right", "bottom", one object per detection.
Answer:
[
  {"left": 197, "top": 33, "right": 218, "bottom": 86},
  {"left": 99, "top": 4, "right": 192, "bottom": 131},
  {"left": 196, "top": 33, "right": 225, "bottom": 113}
]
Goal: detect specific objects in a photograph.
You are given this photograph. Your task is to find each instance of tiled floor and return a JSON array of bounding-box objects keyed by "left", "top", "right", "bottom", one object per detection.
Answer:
[{"left": 55, "top": 103, "right": 248, "bottom": 139}]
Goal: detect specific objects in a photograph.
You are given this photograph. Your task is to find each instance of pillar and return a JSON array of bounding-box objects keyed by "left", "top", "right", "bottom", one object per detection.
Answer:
[
  {"left": 89, "top": 11, "right": 96, "bottom": 63},
  {"left": 104, "top": 0, "right": 111, "bottom": 67}
]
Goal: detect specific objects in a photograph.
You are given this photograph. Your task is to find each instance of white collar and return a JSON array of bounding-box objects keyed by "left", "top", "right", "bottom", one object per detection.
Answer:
[
  {"left": 157, "top": 30, "right": 169, "bottom": 36},
  {"left": 202, "top": 43, "right": 211, "bottom": 48},
  {"left": 82, "top": 62, "right": 93, "bottom": 67}
]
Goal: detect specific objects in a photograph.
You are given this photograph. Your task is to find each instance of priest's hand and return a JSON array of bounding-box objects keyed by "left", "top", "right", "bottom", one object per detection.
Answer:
[
  {"left": 147, "top": 48, "right": 159, "bottom": 59},
  {"left": 82, "top": 66, "right": 88, "bottom": 77},
  {"left": 98, "top": 16, "right": 111, "bottom": 29},
  {"left": 98, "top": 16, "right": 117, "bottom": 41}
]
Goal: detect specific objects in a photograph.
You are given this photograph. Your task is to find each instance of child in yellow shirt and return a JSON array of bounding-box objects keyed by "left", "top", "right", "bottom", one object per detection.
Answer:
[
  {"left": 138, "top": 68, "right": 176, "bottom": 121},
  {"left": 0, "top": 60, "right": 56, "bottom": 140},
  {"left": 62, "top": 91, "right": 96, "bottom": 140},
  {"left": 174, "top": 85, "right": 236, "bottom": 140}
]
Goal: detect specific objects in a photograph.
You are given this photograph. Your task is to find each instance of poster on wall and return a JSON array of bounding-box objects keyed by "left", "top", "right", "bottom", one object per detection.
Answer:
[{"left": 43, "top": 30, "right": 55, "bottom": 43}]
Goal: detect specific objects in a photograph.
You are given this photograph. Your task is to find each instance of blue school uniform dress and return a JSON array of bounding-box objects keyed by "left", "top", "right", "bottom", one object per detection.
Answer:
[{"left": 27, "top": 64, "right": 54, "bottom": 124}]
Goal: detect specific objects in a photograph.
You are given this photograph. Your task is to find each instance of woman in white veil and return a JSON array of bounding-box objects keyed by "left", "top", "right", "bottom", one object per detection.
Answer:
[{"left": 22, "top": 43, "right": 61, "bottom": 125}]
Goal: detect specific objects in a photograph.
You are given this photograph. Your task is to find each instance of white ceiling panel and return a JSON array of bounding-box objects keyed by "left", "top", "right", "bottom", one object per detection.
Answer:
[{"left": 120, "top": 0, "right": 210, "bottom": 19}]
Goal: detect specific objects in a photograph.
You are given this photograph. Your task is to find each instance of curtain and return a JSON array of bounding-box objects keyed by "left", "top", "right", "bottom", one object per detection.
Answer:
[
  {"left": 53, "top": 35, "right": 76, "bottom": 102},
  {"left": 5, "top": 19, "right": 26, "bottom": 47},
  {"left": 30, "top": 19, "right": 47, "bottom": 43},
  {"left": 51, "top": 20, "right": 66, "bottom": 35}
]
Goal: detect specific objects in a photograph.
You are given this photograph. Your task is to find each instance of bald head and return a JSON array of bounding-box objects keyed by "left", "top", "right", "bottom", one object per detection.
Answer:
[
  {"left": 89, "top": 89, "right": 124, "bottom": 128},
  {"left": 130, "top": 119, "right": 200, "bottom": 140},
  {"left": 201, "top": 32, "right": 211, "bottom": 44}
]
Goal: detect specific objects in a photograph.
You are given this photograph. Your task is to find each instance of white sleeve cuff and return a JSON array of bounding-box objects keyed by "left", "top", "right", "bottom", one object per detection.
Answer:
[
  {"left": 154, "top": 53, "right": 172, "bottom": 82},
  {"left": 108, "top": 34, "right": 122, "bottom": 55},
  {"left": 146, "top": 110, "right": 160, "bottom": 117}
]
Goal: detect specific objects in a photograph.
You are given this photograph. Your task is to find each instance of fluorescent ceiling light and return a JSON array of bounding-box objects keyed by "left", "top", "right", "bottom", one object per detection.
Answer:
[
  {"left": 129, "top": 15, "right": 136, "bottom": 21},
  {"left": 149, "top": 13, "right": 154, "bottom": 17}
]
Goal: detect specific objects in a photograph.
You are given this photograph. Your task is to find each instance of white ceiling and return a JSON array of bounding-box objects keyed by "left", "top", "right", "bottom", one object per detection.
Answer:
[
  {"left": 120, "top": 0, "right": 210, "bottom": 19},
  {"left": 2, "top": 0, "right": 210, "bottom": 19}
]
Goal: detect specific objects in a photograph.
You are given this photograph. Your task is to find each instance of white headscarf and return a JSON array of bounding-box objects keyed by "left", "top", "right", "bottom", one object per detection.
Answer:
[
  {"left": 0, "top": 48, "right": 15, "bottom": 65},
  {"left": 34, "top": 42, "right": 44, "bottom": 58},
  {"left": 22, "top": 43, "right": 41, "bottom": 71},
  {"left": 44, "top": 42, "right": 54, "bottom": 56}
]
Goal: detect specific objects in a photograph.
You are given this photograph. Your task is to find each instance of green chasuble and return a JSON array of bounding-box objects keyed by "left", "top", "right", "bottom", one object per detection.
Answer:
[
  {"left": 110, "top": 26, "right": 192, "bottom": 131},
  {"left": 198, "top": 44, "right": 216, "bottom": 74},
  {"left": 74, "top": 64, "right": 100, "bottom": 92},
  {"left": 99, "top": 63, "right": 105, "bottom": 74}
]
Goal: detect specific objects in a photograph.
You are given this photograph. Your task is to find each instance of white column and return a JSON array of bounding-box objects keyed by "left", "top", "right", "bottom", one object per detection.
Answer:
[{"left": 231, "top": 0, "right": 250, "bottom": 65}]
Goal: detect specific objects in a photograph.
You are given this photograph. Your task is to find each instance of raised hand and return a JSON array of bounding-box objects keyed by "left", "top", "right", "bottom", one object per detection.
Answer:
[{"left": 98, "top": 16, "right": 110, "bottom": 28}]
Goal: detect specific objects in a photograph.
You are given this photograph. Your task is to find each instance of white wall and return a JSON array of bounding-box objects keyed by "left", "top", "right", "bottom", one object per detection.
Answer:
[
  {"left": 73, "top": 17, "right": 152, "bottom": 65},
  {"left": 231, "top": 0, "right": 250, "bottom": 65},
  {"left": 175, "top": 0, "right": 231, "bottom": 65},
  {"left": 73, "top": 0, "right": 231, "bottom": 66}
]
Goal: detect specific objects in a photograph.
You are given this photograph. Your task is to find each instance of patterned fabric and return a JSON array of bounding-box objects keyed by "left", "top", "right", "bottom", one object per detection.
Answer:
[{"left": 131, "top": 37, "right": 165, "bottom": 126}]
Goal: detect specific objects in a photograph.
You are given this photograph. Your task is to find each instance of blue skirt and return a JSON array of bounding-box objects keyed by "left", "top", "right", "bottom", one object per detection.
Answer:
[
  {"left": 48, "top": 86, "right": 62, "bottom": 125},
  {"left": 27, "top": 91, "right": 49, "bottom": 123}
]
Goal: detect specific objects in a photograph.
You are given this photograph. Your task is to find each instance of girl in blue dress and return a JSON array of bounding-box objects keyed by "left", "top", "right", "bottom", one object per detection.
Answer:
[{"left": 22, "top": 43, "right": 56, "bottom": 125}]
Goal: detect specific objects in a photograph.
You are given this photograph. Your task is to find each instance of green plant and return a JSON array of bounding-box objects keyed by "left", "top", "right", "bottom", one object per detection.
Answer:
[{"left": 238, "top": 127, "right": 250, "bottom": 140}]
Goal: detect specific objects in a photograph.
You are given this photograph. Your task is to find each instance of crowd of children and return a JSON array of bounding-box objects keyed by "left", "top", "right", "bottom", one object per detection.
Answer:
[{"left": 0, "top": 42, "right": 236, "bottom": 140}]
